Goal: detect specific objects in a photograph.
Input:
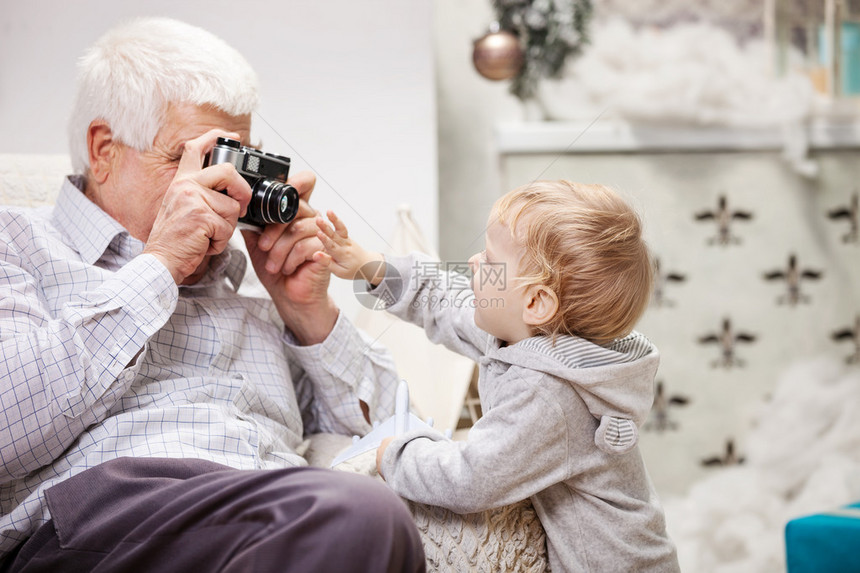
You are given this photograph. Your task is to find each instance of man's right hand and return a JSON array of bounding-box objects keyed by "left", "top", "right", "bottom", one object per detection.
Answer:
[{"left": 143, "top": 129, "right": 252, "bottom": 285}]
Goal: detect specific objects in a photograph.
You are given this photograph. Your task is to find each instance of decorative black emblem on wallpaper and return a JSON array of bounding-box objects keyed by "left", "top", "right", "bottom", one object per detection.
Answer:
[
  {"left": 827, "top": 191, "right": 858, "bottom": 244},
  {"left": 694, "top": 194, "right": 753, "bottom": 246},
  {"left": 644, "top": 381, "right": 689, "bottom": 432},
  {"left": 698, "top": 317, "right": 756, "bottom": 368},
  {"left": 701, "top": 438, "right": 745, "bottom": 467},
  {"left": 651, "top": 258, "right": 686, "bottom": 308},
  {"left": 832, "top": 314, "right": 860, "bottom": 364},
  {"left": 762, "top": 253, "right": 823, "bottom": 306}
]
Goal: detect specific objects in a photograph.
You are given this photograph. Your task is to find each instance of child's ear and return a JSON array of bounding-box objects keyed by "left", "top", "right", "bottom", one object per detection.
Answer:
[{"left": 523, "top": 285, "right": 559, "bottom": 327}]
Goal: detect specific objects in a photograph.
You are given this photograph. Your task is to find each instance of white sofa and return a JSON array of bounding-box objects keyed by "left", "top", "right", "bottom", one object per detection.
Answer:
[{"left": 0, "top": 154, "right": 549, "bottom": 572}]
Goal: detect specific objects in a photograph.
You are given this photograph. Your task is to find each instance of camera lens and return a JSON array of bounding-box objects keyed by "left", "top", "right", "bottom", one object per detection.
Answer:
[{"left": 249, "top": 179, "right": 299, "bottom": 225}]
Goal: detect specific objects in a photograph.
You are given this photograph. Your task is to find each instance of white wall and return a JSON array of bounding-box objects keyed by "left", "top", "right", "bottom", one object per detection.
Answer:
[
  {"left": 0, "top": 0, "right": 436, "bottom": 316},
  {"left": 433, "top": 0, "right": 525, "bottom": 262}
]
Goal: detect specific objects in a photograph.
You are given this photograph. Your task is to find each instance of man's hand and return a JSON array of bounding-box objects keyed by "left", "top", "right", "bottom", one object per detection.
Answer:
[
  {"left": 242, "top": 171, "right": 338, "bottom": 345},
  {"left": 144, "top": 129, "right": 251, "bottom": 284}
]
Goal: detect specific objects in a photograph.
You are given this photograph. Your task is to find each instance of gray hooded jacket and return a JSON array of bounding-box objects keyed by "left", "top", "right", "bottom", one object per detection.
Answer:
[{"left": 377, "top": 254, "right": 679, "bottom": 573}]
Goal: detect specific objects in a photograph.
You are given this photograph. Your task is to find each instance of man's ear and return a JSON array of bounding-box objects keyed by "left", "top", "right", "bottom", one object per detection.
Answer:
[
  {"left": 523, "top": 285, "right": 559, "bottom": 327},
  {"left": 86, "top": 120, "right": 117, "bottom": 184}
]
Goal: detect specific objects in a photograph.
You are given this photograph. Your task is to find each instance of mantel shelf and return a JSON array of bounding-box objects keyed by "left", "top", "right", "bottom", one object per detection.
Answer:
[{"left": 494, "top": 118, "right": 860, "bottom": 154}]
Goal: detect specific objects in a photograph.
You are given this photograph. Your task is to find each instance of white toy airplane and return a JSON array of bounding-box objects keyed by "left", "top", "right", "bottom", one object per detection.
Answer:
[{"left": 330, "top": 379, "right": 451, "bottom": 468}]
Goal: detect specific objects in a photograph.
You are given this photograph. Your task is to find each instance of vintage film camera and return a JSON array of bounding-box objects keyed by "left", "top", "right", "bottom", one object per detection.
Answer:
[{"left": 205, "top": 137, "right": 299, "bottom": 228}]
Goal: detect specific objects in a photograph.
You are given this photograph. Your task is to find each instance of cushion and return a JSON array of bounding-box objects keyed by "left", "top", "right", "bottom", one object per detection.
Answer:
[{"left": 302, "top": 433, "right": 549, "bottom": 572}]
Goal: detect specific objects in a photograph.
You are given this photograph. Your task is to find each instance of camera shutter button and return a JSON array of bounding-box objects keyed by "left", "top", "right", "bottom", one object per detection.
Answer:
[
  {"left": 216, "top": 137, "right": 241, "bottom": 149},
  {"left": 264, "top": 151, "right": 289, "bottom": 162}
]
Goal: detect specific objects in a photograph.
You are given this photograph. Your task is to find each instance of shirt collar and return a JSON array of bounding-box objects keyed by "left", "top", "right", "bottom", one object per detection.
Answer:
[
  {"left": 221, "top": 246, "right": 248, "bottom": 292},
  {"left": 52, "top": 175, "right": 134, "bottom": 265},
  {"left": 52, "top": 175, "right": 247, "bottom": 291}
]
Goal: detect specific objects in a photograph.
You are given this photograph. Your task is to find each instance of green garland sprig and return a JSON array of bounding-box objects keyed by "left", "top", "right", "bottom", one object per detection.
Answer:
[{"left": 493, "top": 0, "right": 594, "bottom": 100}]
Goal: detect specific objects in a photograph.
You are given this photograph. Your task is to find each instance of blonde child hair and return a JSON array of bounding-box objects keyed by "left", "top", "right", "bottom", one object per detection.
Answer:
[{"left": 494, "top": 180, "right": 652, "bottom": 346}]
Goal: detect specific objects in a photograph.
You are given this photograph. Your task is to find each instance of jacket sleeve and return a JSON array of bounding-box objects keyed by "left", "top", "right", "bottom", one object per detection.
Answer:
[
  {"left": 370, "top": 253, "right": 491, "bottom": 362},
  {"left": 379, "top": 369, "right": 572, "bottom": 513},
  {"left": 0, "top": 243, "right": 177, "bottom": 483}
]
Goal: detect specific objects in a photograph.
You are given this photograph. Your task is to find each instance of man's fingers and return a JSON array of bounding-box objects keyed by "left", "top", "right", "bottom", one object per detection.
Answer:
[
  {"left": 261, "top": 232, "right": 322, "bottom": 276},
  {"left": 295, "top": 198, "right": 316, "bottom": 220},
  {"left": 287, "top": 170, "right": 317, "bottom": 202},
  {"left": 172, "top": 128, "right": 250, "bottom": 215},
  {"left": 254, "top": 170, "right": 315, "bottom": 252},
  {"left": 206, "top": 217, "right": 237, "bottom": 255},
  {"left": 195, "top": 162, "right": 252, "bottom": 214},
  {"left": 282, "top": 235, "right": 324, "bottom": 275},
  {"left": 199, "top": 181, "right": 244, "bottom": 224},
  {"left": 257, "top": 222, "right": 288, "bottom": 252},
  {"left": 258, "top": 214, "right": 317, "bottom": 257},
  {"left": 176, "top": 128, "right": 240, "bottom": 176},
  {"left": 313, "top": 250, "right": 332, "bottom": 268},
  {"left": 262, "top": 229, "right": 293, "bottom": 274}
]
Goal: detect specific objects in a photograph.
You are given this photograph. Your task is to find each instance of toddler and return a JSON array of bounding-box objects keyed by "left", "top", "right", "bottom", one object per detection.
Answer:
[{"left": 314, "top": 180, "right": 679, "bottom": 573}]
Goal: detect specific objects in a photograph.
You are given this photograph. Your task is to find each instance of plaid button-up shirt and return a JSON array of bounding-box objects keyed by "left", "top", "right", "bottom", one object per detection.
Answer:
[{"left": 0, "top": 176, "right": 398, "bottom": 556}]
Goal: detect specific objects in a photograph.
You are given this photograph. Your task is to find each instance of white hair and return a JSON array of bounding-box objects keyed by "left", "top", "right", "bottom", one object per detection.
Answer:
[{"left": 68, "top": 17, "right": 260, "bottom": 174}]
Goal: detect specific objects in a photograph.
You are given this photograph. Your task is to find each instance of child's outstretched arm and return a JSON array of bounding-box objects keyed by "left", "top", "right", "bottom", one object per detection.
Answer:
[{"left": 314, "top": 210, "right": 385, "bottom": 285}]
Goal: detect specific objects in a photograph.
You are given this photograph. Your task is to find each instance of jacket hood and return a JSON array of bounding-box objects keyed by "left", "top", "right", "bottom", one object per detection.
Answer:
[{"left": 491, "top": 332, "right": 659, "bottom": 454}]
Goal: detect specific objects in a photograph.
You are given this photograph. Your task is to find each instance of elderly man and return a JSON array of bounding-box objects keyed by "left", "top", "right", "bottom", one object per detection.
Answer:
[{"left": 0, "top": 17, "right": 424, "bottom": 572}]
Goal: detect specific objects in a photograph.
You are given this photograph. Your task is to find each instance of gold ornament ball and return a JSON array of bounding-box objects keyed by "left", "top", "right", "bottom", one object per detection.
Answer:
[{"left": 472, "top": 29, "right": 523, "bottom": 81}]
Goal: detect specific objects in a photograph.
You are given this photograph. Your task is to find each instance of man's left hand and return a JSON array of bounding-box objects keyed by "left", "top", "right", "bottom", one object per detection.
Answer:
[{"left": 242, "top": 170, "right": 338, "bottom": 345}]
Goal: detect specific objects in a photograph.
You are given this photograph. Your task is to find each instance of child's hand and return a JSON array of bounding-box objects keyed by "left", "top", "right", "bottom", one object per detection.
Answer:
[
  {"left": 376, "top": 436, "right": 394, "bottom": 479},
  {"left": 313, "top": 210, "right": 385, "bottom": 285}
]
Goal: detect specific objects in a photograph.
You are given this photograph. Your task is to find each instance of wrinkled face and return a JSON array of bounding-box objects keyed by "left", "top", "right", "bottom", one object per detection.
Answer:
[
  {"left": 467, "top": 217, "right": 532, "bottom": 345},
  {"left": 100, "top": 102, "right": 251, "bottom": 243}
]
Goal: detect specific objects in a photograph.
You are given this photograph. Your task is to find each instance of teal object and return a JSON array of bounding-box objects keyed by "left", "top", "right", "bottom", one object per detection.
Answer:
[
  {"left": 785, "top": 502, "right": 860, "bottom": 572},
  {"left": 819, "top": 22, "right": 860, "bottom": 95},
  {"left": 843, "top": 22, "right": 860, "bottom": 95}
]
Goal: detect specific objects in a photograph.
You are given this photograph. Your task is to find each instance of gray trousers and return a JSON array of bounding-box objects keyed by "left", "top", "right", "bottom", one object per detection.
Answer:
[{"left": 3, "top": 457, "right": 425, "bottom": 573}]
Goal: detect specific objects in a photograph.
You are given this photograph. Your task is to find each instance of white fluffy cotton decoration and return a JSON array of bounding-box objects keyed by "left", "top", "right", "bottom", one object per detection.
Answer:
[
  {"left": 540, "top": 18, "right": 815, "bottom": 127},
  {"left": 538, "top": 18, "right": 820, "bottom": 176},
  {"left": 663, "top": 358, "right": 860, "bottom": 572}
]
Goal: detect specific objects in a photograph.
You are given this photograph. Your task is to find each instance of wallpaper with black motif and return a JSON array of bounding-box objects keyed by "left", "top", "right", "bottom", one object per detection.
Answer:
[{"left": 503, "top": 149, "right": 860, "bottom": 495}]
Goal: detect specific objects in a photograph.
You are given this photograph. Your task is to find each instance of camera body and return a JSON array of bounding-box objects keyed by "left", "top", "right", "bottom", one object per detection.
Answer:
[{"left": 206, "top": 137, "right": 299, "bottom": 228}]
